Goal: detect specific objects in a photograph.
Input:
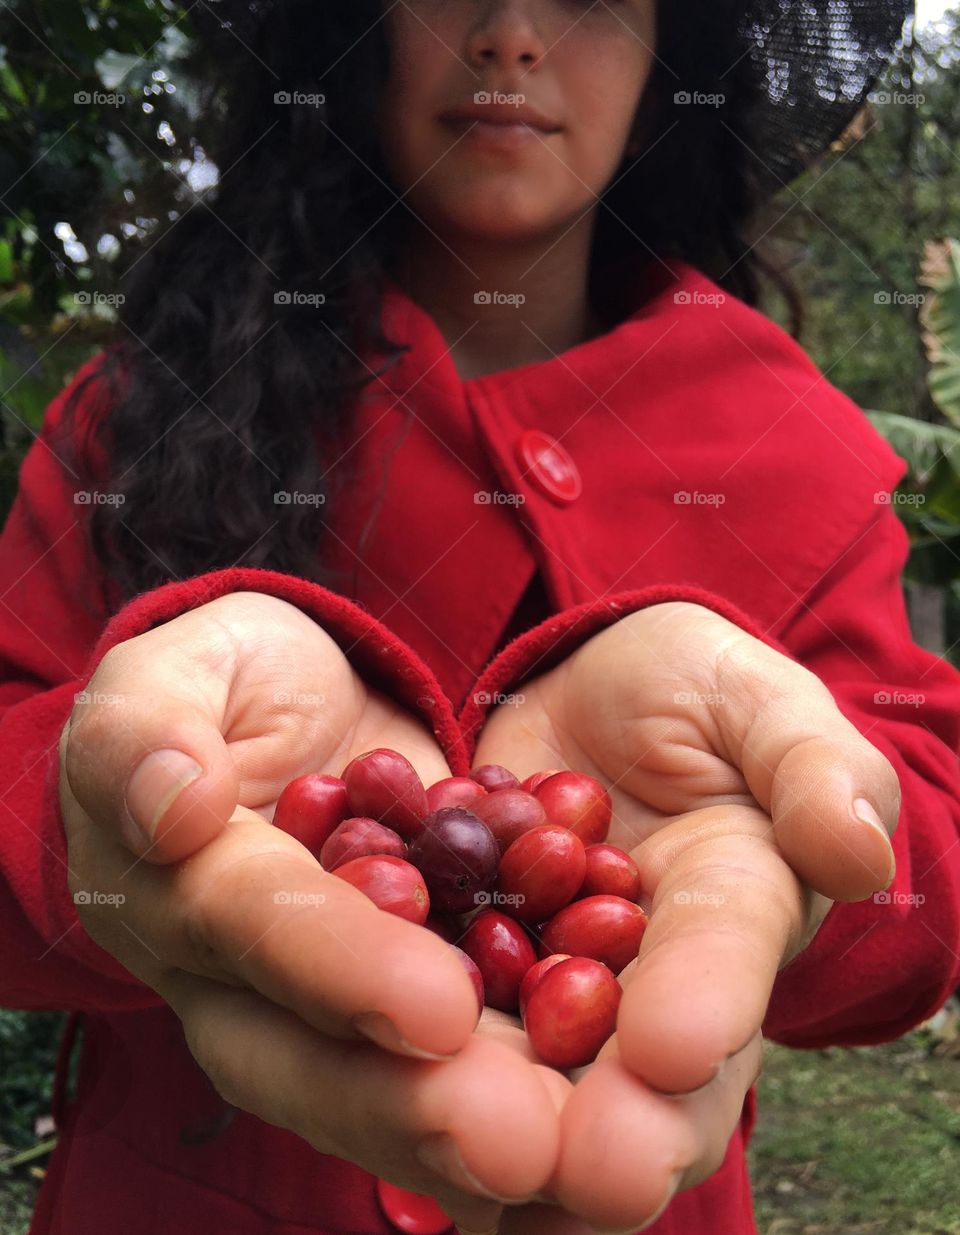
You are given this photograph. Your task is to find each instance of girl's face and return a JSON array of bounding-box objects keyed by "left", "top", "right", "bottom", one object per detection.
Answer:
[{"left": 377, "top": 0, "right": 658, "bottom": 243}]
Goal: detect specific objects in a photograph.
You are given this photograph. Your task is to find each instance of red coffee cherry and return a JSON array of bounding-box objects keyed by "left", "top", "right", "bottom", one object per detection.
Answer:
[
  {"left": 333, "top": 855, "right": 429, "bottom": 925},
  {"left": 518, "top": 953, "right": 572, "bottom": 1020},
  {"left": 273, "top": 773, "right": 348, "bottom": 852},
  {"left": 342, "top": 748, "right": 429, "bottom": 840},
  {"left": 497, "top": 826, "right": 587, "bottom": 923},
  {"left": 579, "top": 844, "right": 642, "bottom": 902},
  {"left": 534, "top": 771, "right": 612, "bottom": 846},
  {"left": 320, "top": 817, "right": 406, "bottom": 871},
  {"left": 520, "top": 769, "right": 564, "bottom": 795},
  {"left": 540, "top": 895, "right": 647, "bottom": 974},
  {"left": 461, "top": 910, "right": 537, "bottom": 1013},
  {"left": 471, "top": 788, "right": 548, "bottom": 854},
  {"left": 425, "top": 776, "right": 488, "bottom": 812},
  {"left": 523, "top": 957, "right": 622, "bottom": 1069},
  {"left": 470, "top": 764, "right": 520, "bottom": 793}
]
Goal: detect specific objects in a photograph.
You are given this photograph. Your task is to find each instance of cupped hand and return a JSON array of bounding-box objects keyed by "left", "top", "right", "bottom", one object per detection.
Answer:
[
  {"left": 468, "top": 600, "right": 901, "bottom": 1231},
  {"left": 59, "top": 591, "right": 559, "bottom": 1231}
]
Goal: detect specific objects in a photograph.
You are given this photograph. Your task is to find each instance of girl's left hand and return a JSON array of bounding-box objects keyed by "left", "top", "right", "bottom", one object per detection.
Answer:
[{"left": 462, "top": 600, "right": 900, "bottom": 1232}]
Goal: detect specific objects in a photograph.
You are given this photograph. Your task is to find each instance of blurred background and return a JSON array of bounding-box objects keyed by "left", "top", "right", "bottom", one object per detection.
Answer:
[{"left": 1, "top": 1, "right": 959, "bottom": 1231}]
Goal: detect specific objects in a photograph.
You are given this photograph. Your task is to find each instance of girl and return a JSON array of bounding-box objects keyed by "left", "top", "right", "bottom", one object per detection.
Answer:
[{"left": 2, "top": 0, "right": 958, "bottom": 1233}]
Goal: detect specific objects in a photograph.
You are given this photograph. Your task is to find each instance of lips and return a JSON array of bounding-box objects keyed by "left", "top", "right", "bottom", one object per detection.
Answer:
[{"left": 439, "top": 100, "right": 562, "bottom": 134}]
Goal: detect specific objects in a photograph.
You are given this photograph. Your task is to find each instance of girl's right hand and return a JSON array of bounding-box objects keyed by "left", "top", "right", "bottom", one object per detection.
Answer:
[{"left": 58, "top": 591, "right": 559, "bottom": 1233}]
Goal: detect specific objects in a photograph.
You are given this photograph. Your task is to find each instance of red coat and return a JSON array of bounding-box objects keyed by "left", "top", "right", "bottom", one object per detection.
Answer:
[{"left": 3, "top": 257, "right": 960, "bottom": 1235}]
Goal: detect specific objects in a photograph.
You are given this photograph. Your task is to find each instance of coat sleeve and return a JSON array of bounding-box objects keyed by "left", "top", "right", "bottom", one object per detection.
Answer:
[
  {"left": 458, "top": 506, "right": 960, "bottom": 1048},
  {"left": 0, "top": 363, "right": 467, "bottom": 1015}
]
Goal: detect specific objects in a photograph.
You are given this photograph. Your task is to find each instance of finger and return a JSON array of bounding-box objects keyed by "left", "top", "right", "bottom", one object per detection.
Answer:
[
  {"left": 81, "top": 805, "right": 483, "bottom": 1058},
  {"left": 470, "top": 1006, "right": 574, "bottom": 1215},
  {"left": 160, "top": 969, "right": 559, "bottom": 1206},
  {"left": 63, "top": 637, "right": 242, "bottom": 865},
  {"left": 714, "top": 637, "right": 900, "bottom": 901},
  {"left": 552, "top": 1034, "right": 763, "bottom": 1231},
  {"left": 618, "top": 805, "right": 804, "bottom": 1094}
]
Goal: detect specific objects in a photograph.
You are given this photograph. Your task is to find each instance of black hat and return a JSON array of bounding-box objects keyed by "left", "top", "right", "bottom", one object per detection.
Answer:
[
  {"left": 195, "top": 0, "right": 915, "bottom": 193},
  {"left": 739, "top": 0, "right": 916, "bottom": 190}
]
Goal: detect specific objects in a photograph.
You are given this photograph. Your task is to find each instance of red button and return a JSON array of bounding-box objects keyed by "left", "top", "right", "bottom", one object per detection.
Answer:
[
  {"left": 515, "top": 429, "right": 582, "bottom": 505},
  {"left": 375, "top": 1179, "right": 455, "bottom": 1234}
]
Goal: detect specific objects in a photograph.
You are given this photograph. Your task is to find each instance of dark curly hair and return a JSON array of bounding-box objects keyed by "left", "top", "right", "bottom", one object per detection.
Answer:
[{"left": 55, "top": 0, "right": 805, "bottom": 609}]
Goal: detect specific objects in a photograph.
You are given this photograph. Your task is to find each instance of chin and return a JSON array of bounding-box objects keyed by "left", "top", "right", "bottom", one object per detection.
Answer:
[{"left": 430, "top": 190, "right": 566, "bottom": 243}]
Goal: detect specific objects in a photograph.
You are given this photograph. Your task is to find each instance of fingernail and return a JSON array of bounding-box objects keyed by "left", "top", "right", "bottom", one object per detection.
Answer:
[
  {"left": 123, "top": 749, "right": 203, "bottom": 842},
  {"left": 852, "top": 798, "right": 896, "bottom": 887},
  {"left": 417, "top": 1133, "right": 527, "bottom": 1204},
  {"left": 351, "top": 1012, "right": 455, "bottom": 1061}
]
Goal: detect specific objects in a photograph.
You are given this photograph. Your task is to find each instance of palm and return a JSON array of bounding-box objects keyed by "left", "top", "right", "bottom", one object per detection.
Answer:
[
  {"left": 128, "top": 593, "right": 454, "bottom": 821},
  {"left": 472, "top": 659, "right": 754, "bottom": 854}
]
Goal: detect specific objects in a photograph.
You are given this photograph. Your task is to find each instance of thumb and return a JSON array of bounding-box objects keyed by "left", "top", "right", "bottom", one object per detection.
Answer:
[
  {"left": 767, "top": 732, "right": 900, "bottom": 902},
  {"left": 63, "top": 678, "right": 240, "bottom": 865},
  {"left": 722, "top": 654, "right": 901, "bottom": 901}
]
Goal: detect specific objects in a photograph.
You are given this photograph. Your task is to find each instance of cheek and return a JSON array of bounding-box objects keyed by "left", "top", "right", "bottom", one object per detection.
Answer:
[
  {"left": 376, "top": 13, "right": 450, "bottom": 179},
  {"left": 575, "top": 42, "right": 656, "bottom": 160}
]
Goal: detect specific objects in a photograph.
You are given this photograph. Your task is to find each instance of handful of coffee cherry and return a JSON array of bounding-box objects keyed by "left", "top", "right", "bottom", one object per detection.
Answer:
[{"left": 275, "top": 750, "right": 648, "bottom": 1071}]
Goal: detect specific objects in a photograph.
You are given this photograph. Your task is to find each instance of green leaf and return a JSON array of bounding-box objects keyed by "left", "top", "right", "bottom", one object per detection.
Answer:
[
  {"left": 865, "top": 409, "right": 960, "bottom": 482},
  {"left": 0, "top": 60, "right": 28, "bottom": 107},
  {"left": 919, "top": 238, "right": 960, "bottom": 428}
]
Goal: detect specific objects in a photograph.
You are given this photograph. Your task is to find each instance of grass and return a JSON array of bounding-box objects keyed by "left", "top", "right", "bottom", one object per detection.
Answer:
[
  {"left": 747, "top": 1032, "right": 960, "bottom": 1235},
  {"left": 0, "top": 1178, "right": 41, "bottom": 1233}
]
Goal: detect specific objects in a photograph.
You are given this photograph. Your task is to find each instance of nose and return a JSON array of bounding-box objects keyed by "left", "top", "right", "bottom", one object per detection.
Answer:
[{"left": 465, "top": 0, "right": 548, "bottom": 72}]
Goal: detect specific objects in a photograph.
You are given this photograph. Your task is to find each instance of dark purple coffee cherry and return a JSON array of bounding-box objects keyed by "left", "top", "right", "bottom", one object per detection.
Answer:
[{"left": 406, "top": 807, "right": 499, "bottom": 913}]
